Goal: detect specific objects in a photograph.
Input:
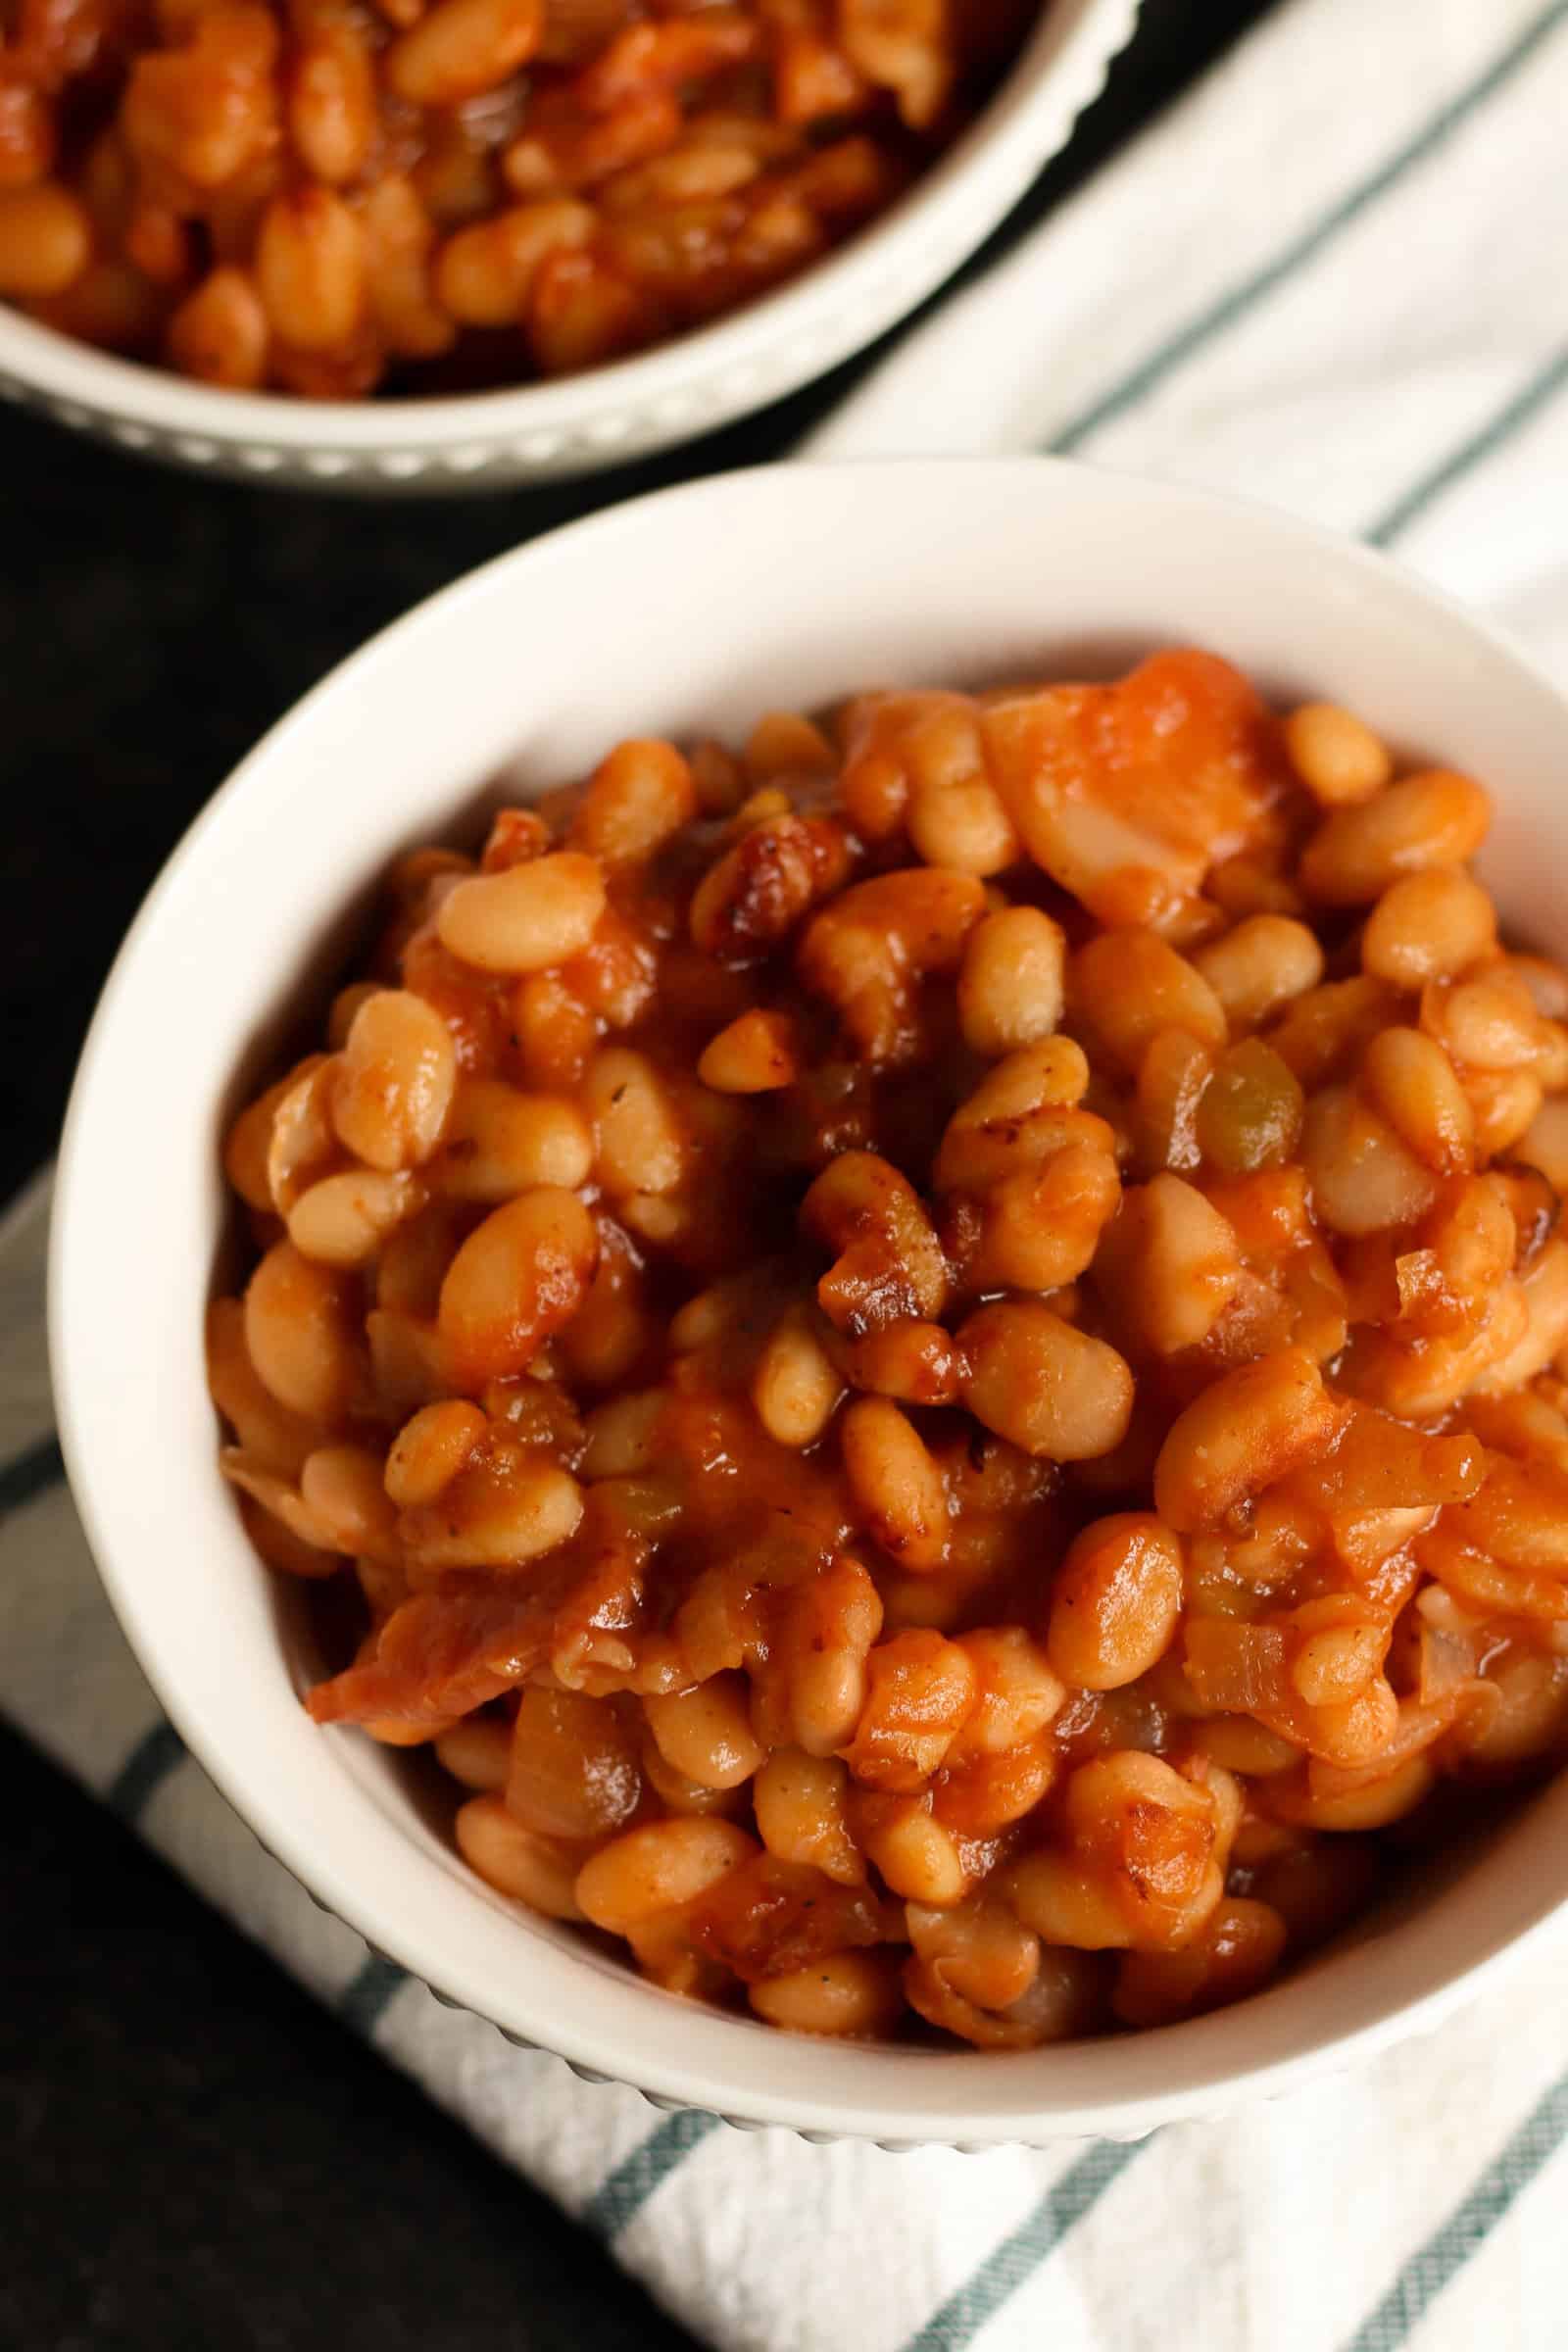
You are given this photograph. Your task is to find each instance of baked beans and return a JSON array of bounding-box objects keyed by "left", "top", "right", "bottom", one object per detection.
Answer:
[
  {"left": 211, "top": 645, "right": 1568, "bottom": 2047},
  {"left": 4, "top": 0, "right": 1037, "bottom": 395}
]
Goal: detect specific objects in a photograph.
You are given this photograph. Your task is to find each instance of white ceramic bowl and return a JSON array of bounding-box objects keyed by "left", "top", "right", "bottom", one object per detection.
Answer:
[
  {"left": 51, "top": 458, "right": 1568, "bottom": 2146},
  {"left": 0, "top": 0, "right": 1137, "bottom": 494}
]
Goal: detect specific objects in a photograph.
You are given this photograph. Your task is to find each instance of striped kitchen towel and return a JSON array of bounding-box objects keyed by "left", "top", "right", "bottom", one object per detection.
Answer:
[{"left": 11, "top": 0, "right": 1568, "bottom": 2345}]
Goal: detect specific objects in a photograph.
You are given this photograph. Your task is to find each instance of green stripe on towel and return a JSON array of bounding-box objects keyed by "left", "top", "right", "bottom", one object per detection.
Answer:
[
  {"left": 1045, "top": 0, "right": 1568, "bottom": 456},
  {"left": 338, "top": 1952, "right": 410, "bottom": 2035},
  {"left": 901, "top": 2137, "right": 1148, "bottom": 2352},
  {"left": 1341, "top": 2067, "right": 1568, "bottom": 2352},
  {"left": 105, "top": 1720, "right": 187, "bottom": 1823},
  {"left": 587, "top": 2109, "right": 723, "bottom": 2240},
  {"left": 0, "top": 1430, "right": 64, "bottom": 1517},
  {"left": 1367, "top": 342, "right": 1568, "bottom": 545}
]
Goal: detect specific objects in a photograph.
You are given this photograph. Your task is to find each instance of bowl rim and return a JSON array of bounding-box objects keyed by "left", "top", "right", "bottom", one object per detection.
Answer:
[
  {"left": 49, "top": 453, "right": 1568, "bottom": 2143},
  {"left": 0, "top": 0, "right": 1140, "bottom": 456}
]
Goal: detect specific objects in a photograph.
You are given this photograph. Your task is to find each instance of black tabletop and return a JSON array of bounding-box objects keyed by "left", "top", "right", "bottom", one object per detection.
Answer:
[{"left": 2, "top": 7, "right": 1277, "bottom": 2343}]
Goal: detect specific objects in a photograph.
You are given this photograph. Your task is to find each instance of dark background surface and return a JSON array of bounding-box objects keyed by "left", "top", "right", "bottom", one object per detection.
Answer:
[{"left": 2, "top": 5, "right": 1277, "bottom": 2342}]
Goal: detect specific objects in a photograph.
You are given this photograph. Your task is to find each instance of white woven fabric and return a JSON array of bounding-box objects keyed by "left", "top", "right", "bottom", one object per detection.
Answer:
[{"left": 11, "top": 1, "right": 1568, "bottom": 2343}]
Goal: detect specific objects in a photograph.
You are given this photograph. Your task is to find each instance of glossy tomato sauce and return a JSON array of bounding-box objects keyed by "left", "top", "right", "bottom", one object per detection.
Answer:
[{"left": 210, "top": 651, "right": 1568, "bottom": 2045}]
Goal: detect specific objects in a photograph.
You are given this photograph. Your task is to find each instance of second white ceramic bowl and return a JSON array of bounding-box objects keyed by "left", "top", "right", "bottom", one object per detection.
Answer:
[
  {"left": 51, "top": 459, "right": 1568, "bottom": 2144},
  {"left": 0, "top": 0, "right": 1138, "bottom": 493}
]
